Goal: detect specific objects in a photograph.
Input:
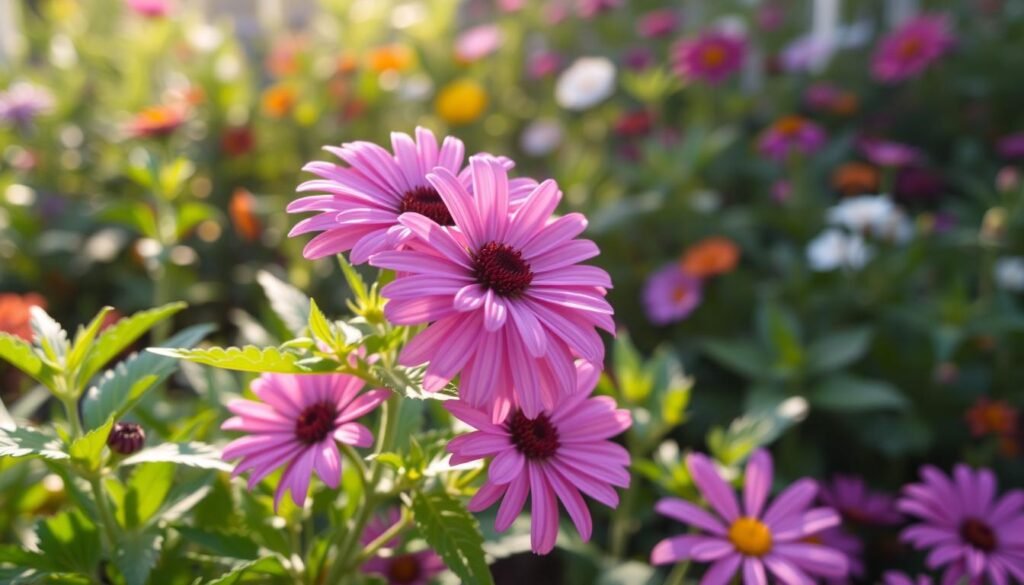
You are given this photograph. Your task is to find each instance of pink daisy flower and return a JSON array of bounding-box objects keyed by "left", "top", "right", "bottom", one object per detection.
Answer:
[
  {"left": 369, "top": 156, "right": 613, "bottom": 419},
  {"left": 637, "top": 9, "right": 680, "bottom": 38},
  {"left": 883, "top": 571, "right": 934, "bottom": 585},
  {"left": 576, "top": 0, "right": 622, "bottom": 19},
  {"left": 871, "top": 14, "right": 954, "bottom": 83},
  {"left": 446, "top": 362, "right": 631, "bottom": 554},
  {"left": 898, "top": 464, "right": 1024, "bottom": 583},
  {"left": 820, "top": 474, "right": 902, "bottom": 526},
  {"left": 455, "top": 24, "right": 503, "bottom": 63},
  {"left": 221, "top": 373, "right": 389, "bottom": 510},
  {"left": 651, "top": 449, "right": 849, "bottom": 584},
  {"left": 757, "top": 116, "right": 827, "bottom": 162},
  {"left": 642, "top": 264, "right": 702, "bottom": 326},
  {"left": 361, "top": 508, "right": 446, "bottom": 585},
  {"left": 859, "top": 138, "right": 923, "bottom": 168},
  {"left": 126, "top": 0, "right": 172, "bottom": 17},
  {"left": 818, "top": 526, "right": 863, "bottom": 582},
  {"left": 997, "top": 133, "right": 1024, "bottom": 160},
  {"left": 672, "top": 31, "right": 747, "bottom": 86}
]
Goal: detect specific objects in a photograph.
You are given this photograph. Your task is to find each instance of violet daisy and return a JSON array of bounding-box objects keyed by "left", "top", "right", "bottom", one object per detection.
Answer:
[
  {"left": 871, "top": 14, "right": 954, "bottom": 83},
  {"left": 361, "top": 508, "right": 446, "bottom": 585},
  {"left": 882, "top": 571, "right": 935, "bottom": 585},
  {"left": 757, "top": 116, "right": 827, "bottom": 162},
  {"left": 642, "top": 264, "right": 702, "bottom": 326},
  {"left": 671, "top": 31, "right": 746, "bottom": 86},
  {"left": 898, "top": 464, "right": 1024, "bottom": 583},
  {"left": 221, "top": 373, "right": 389, "bottom": 510},
  {"left": 820, "top": 474, "right": 902, "bottom": 526},
  {"left": 0, "top": 82, "right": 55, "bottom": 127},
  {"left": 446, "top": 361, "right": 631, "bottom": 554},
  {"left": 651, "top": 449, "right": 849, "bottom": 584},
  {"left": 370, "top": 156, "right": 613, "bottom": 419},
  {"left": 859, "top": 138, "right": 923, "bottom": 168}
]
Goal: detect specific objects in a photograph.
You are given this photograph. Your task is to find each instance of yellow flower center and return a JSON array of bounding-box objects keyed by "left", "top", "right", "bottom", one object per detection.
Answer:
[
  {"left": 728, "top": 517, "right": 773, "bottom": 557},
  {"left": 700, "top": 44, "right": 727, "bottom": 68},
  {"left": 775, "top": 115, "right": 805, "bottom": 137}
]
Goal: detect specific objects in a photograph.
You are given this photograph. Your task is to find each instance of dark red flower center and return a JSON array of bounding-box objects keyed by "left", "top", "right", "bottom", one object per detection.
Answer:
[
  {"left": 295, "top": 401, "right": 338, "bottom": 445},
  {"left": 387, "top": 554, "right": 422, "bottom": 584},
  {"left": 399, "top": 185, "right": 453, "bottom": 226},
  {"left": 507, "top": 410, "right": 560, "bottom": 460},
  {"left": 960, "top": 517, "right": 997, "bottom": 552},
  {"left": 473, "top": 241, "right": 533, "bottom": 298}
]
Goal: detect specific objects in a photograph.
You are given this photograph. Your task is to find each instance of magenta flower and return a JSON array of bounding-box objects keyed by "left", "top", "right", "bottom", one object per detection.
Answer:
[
  {"left": 651, "top": 450, "right": 849, "bottom": 583},
  {"left": 997, "top": 133, "right": 1024, "bottom": 160},
  {"left": 527, "top": 51, "right": 562, "bottom": 79},
  {"left": 446, "top": 362, "right": 631, "bottom": 554},
  {"left": 859, "top": 138, "right": 923, "bottom": 168},
  {"left": 576, "top": 0, "right": 622, "bottom": 19},
  {"left": 455, "top": 24, "right": 503, "bottom": 63},
  {"left": 757, "top": 116, "right": 827, "bottom": 162},
  {"left": 637, "top": 9, "right": 679, "bottom": 38},
  {"left": 642, "top": 264, "right": 702, "bottom": 326},
  {"left": 221, "top": 373, "right": 389, "bottom": 509},
  {"left": 871, "top": 14, "right": 954, "bottom": 83},
  {"left": 820, "top": 474, "right": 902, "bottom": 525},
  {"left": 672, "top": 31, "right": 746, "bottom": 85},
  {"left": 819, "top": 526, "right": 863, "bottom": 581},
  {"left": 883, "top": 572, "right": 934, "bottom": 585},
  {"left": 370, "top": 156, "right": 613, "bottom": 419},
  {"left": 125, "top": 0, "right": 172, "bottom": 17},
  {"left": 361, "top": 508, "right": 445, "bottom": 585},
  {"left": 898, "top": 464, "right": 1024, "bottom": 583}
]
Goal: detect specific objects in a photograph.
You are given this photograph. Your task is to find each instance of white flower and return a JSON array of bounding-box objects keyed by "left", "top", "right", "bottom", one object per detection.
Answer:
[
  {"left": 520, "top": 118, "right": 564, "bottom": 156},
  {"left": 826, "top": 194, "right": 912, "bottom": 243},
  {"left": 807, "top": 228, "right": 872, "bottom": 271},
  {"left": 555, "top": 57, "right": 616, "bottom": 111},
  {"left": 994, "top": 257, "right": 1024, "bottom": 292}
]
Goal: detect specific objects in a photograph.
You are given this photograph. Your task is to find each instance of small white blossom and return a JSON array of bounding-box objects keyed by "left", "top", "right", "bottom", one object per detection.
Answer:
[
  {"left": 555, "top": 57, "right": 616, "bottom": 111},
  {"left": 826, "top": 194, "right": 913, "bottom": 243},
  {"left": 994, "top": 257, "right": 1024, "bottom": 292},
  {"left": 807, "top": 228, "right": 872, "bottom": 271},
  {"left": 520, "top": 118, "right": 564, "bottom": 156}
]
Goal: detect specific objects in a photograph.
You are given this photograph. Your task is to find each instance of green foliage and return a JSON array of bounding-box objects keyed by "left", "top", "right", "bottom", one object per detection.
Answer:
[
  {"left": 812, "top": 375, "right": 909, "bottom": 413},
  {"left": 114, "top": 529, "right": 163, "bottom": 585},
  {"left": 79, "top": 302, "right": 188, "bottom": 388},
  {"left": 149, "top": 345, "right": 306, "bottom": 373},
  {"left": 257, "top": 270, "right": 311, "bottom": 336},
  {"left": 119, "top": 442, "right": 233, "bottom": 471},
  {"left": 29, "top": 306, "right": 69, "bottom": 366},
  {"left": 0, "top": 333, "right": 60, "bottom": 390},
  {"left": 409, "top": 490, "right": 493, "bottom": 585},
  {"left": 34, "top": 510, "right": 101, "bottom": 576},
  {"left": 0, "top": 426, "right": 69, "bottom": 461},
  {"left": 69, "top": 417, "right": 114, "bottom": 472},
  {"left": 708, "top": 394, "right": 809, "bottom": 466},
  {"left": 108, "top": 463, "right": 175, "bottom": 529},
  {"left": 805, "top": 328, "right": 873, "bottom": 375}
]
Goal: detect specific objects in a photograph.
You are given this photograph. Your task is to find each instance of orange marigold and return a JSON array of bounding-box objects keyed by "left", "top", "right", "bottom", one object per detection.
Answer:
[
  {"left": 832, "top": 162, "right": 880, "bottom": 195},
  {"left": 681, "top": 236, "right": 740, "bottom": 277},
  {"left": 966, "top": 398, "right": 1018, "bottom": 438},
  {"left": 368, "top": 44, "right": 413, "bottom": 73},
  {"left": 0, "top": 293, "right": 46, "bottom": 341},
  {"left": 230, "top": 188, "right": 262, "bottom": 242},
  {"left": 262, "top": 84, "right": 297, "bottom": 119}
]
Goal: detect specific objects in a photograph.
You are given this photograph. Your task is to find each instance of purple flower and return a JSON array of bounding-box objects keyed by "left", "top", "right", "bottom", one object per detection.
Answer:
[
  {"left": 996, "top": 133, "right": 1024, "bottom": 160},
  {"left": 894, "top": 166, "right": 945, "bottom": 203},
  {"left": 651, "top": 449, "right": 849, "bottom": 583},
  {"left": 455, "top": 24, "right": 503, "bottom": 63},
  {"left": 871, "top": 14, "right": 955, "bottom": 83},
  {"left": 622, "top": 47, "right": 655, "bottom": 71},
  {"left": 0, "top": 82, "right": 55, "bottom": 126},
  {"left": 576, "top": 0, "right": 622, "bottom": 19},
  {"left": 859, "top": 138, "right": 923, "bottom": 168},
  {"left": 672, "top": 31, "right": 746, "bottom": 85},
  {"left": 898, "top": 464, "right": 1024, "bottom": 583},
  {"left": 642, "top": 264, "right": 702, "bottom": 325},
  {"left": 882, "top": 572, "right": 934, "bottom": 585},
  {"left": 757, "top": 116, "right": 827, "bottom": 162},
  {"left": 637, "top": 9, "right": 679, "bottom": 38},
  {"left": 360, "top": 508, "right": 445, "bottom": 585},
  {"left": 820, "top": 475, "right": 902, "bottom": 525},
  {"left": 527, "top": 51, "right": 561, "bottom": 79},
  {"left": 819, "top": 526, "right": 863, "bottom": 581}
]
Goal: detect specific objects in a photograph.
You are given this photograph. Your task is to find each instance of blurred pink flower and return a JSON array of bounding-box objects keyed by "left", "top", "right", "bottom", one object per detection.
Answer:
[
  {"left": 527, "top": 51, "right": 562, "bottom": 79},
  {"left": 622, "top": 47, "right": 655, "bottom": 71},
  {"left": 0, "top": 82, "right": 54, "bottom": 126},
  {"left": 642, "top": 264, "right": 702, "bottom": 326},
  {"left": 637, "top": 9, "right": 679, "bottom": 38},
  {"left": 446, "top": 362, "right": 632, "bottom": 554},
  {"left": 497, "top": 0, "right": 525, "bottom": 12},
  {"left": 883, "top": 572, "right": 934, "bottom": 585},
  {"left": 757, "top": 3, "right": 785, "bottom": 32},
  {"left": 576, "top": 0, "right": 622, "bottom": 19},
  {"left": 820, "top": 475, "right": 902, "bottom": 526},
  {"left": 455, "top": 24, "right": 503, "bottom": 63},
  {"left": 757, "top": 116, "right": 826, "bottom": 162},
  {"left": 125, "top": 0, "right": 172, "bottom": 17},
  {"left": 996, "top": 132, "right": 1024, "bottom": 160},
  {"left": 361, "top": 508, "right": 446, "bottom": 584},
  {"left": 859, "top": 137, "right": 923, "bottom": 168},
  {"left": 672, "top": 31, "right": 746, "bottom": 85},
  {"left": 871, "top": 14, "right": 954, "bottom": 83}
]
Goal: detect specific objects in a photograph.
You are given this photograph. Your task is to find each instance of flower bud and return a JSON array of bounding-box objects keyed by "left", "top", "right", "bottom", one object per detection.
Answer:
[{"left": 107, "top": 422, "right": 146, "bottom": 455}]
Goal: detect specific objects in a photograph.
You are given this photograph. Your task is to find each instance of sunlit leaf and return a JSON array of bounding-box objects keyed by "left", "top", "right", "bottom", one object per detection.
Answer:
[{"left": 410, "top": 490, "right": 493, "bottom": 585}]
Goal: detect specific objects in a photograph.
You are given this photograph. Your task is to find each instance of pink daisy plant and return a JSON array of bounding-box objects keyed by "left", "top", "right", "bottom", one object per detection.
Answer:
[
  {"left": 898, "top": 464, "right": 1024, "bottom": 583},
  {"left": 369, "top": 156, "right": 614, "bottom": 419},
  {"left": 445, "top": 361, "right": 631, "bottom": 554},
  {"left": 361, "top": 508, "right": 446, "bottom": 585},
  {"left": 820, "top": 474, "right": 902, "bottom": 526},
  {"left": 757, "top": 115, "right": 827, "bottom": 162},
  {"left": 859, "top": 138, "right": 923, "bottom": 168},
  {"left": 651, "top": 449, "right": 849, "bottom": 584},
  {"left": 871, "top": 14, "right": 954, "bottom": 83},
  {"left": 221, "top": 373, "right": 389, "bottom": 510},
  {"left": 642, "top": 263, "right": 702, "bottom": 326},
  {"left": 672, "top": 31, "right": 747, "bottom": 86},
  {"left": 883, "top": 571, "right": 935, "bottom": 585}
]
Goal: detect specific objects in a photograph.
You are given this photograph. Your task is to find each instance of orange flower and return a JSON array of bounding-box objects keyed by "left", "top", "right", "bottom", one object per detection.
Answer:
[
  {"left": 966, "top": 398, "right": 1018, "bottom": 438},
  {"left": 337, "top": 52, "right": 359, "bottom": 75},
  {"left": 262, "top": 84, "right": 297, "bottom": 119},
  {"left": 368, "top": 44, "right": 413, "bottom": 73},
  {"left": 266, "top": 35, "right": 307, "bottom": 78},
  {"left": 832, "top": 162, "right": 880, "bottom": 195},
  {"left": 681, "top": 237, "right": 741, "bottom": 277},
  {"left": 128, "top": 105, "right": 186, "bottom": 138},
  {"left": 230, "top": 188, "right": 262, "bottom": 242},
  {"left": 829, "top": 92, "right": 859, "bottom": 116},
  {"left": 0, "top": 293, "right": 46, "bottom": 341}
]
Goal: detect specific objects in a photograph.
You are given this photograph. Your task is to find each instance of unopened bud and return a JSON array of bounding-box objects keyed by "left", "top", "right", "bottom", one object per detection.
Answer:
[{"left": 107, "top": 422, "right": 145, "bottom": 455}]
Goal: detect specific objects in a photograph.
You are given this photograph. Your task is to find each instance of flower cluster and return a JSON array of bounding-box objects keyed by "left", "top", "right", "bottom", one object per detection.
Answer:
[{"left": 643, "top": 236, "right": 740, "bottom": 325}]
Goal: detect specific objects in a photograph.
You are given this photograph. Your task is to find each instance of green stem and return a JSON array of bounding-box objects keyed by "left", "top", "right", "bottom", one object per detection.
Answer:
[
  {"left": 352, "top": 509, "right": 411, "bottom": 566},
  {"left": 88, "top": 475, "right": 119, "bottom": 551},
  {"left": 664, "top": 561, "right": 690, "bottom": 585},
  {"left": 609, "top": 467, "right": 638, "bottom": 558},
  {"left": 61, "top": 397, "right": 83, "bottom": 439}
]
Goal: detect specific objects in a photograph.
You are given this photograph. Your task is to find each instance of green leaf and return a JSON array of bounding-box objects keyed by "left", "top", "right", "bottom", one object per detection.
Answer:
[
  {"left": 82, "top": 324, "right": 214, "bottom": 430},
  {"left": 120, "top": 442, "right": 233, "bottom": 472},
  {"left": 65, "top": 307, "right": 114, "bottom": 378},
  {"left": 80, "top": 302, "right": 188, "bottom": 387},
  {"left": 29, "top": 306, "right": 69, "bottom": 366},
  {"left": 708, "top": 394, "right": 808, "bottom": 465},
  {"left": 805, "top": 328, "right": 873, "bottom": 375},
  {"left": 111, "top": 463, "right": 175, "bottom": 529},
  {"left": 0, "top": 426, "right": 69, "bottom": 460},
  {"left": 69, "top": 418, "right": 114, "bottom": 472},
  {"left": 612, "top": 332, "right": 653, "bottom": 402},
  {"left": 256, "top": 270, "right": 310, "bottom": 336},
  {"left": 148, "top": 345, "right": 307, "bottom": 373},
  {"left": 206, "top": 557, "right": 287, "bottom": 585},
  {"left": 701, "top": 339, "right": 773, "bottom": 380},
  {"left": 114, "top": 530, "right": 163, "bottom": 585},
  {"left": 308, "top": 299, "right": 335, "bottom": 347},
  {"left": 173, "top": 527, "right": 259, "bottom": 560},
  {"left": 812, "top": 375, "right": 909, "bottom": 413},
  {"left": 337, "top": 254, "right": 369, "bottom": 305},
  {"left": 410, "top": 490, "right": 494, "bottom": 585},
  {"left": 35, "top": 509, "right": 101, "bottom": 575},
  {"left": 0, "top": 333, "right": 59, "bottom": 390},
  {"left": 176, "top": 202, "right": 221, "bottom": 239}
]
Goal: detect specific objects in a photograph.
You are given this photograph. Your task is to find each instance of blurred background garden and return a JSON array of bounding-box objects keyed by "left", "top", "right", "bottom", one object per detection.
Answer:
[{"left": 2, "top": 0, "right": 1024, "bottom": 583}]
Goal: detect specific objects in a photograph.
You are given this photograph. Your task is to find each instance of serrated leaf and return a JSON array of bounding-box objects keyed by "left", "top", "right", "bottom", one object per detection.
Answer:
[
  {"left": 29, "top": 306, "right": 68, "bottom": 366},
  {"left": 35, "top": 509, "right": 101, "bottom": 575},
  {"left": 0, "top": 426, "right": 69, "bottom": 460},
  {"left": 79, "top": 302, "right": 188, "bottom": 387},
  {"left": 148, "top": 345, "right": 307, "bottom": 373},
  {"left": 812, "top": 375, "right": 908, "bottom": 413},
  {"left": 114, "top": 530, "right": 162, "bottom": 585},
  {"left": 82, "top": 324, "right": 214, "bottom": 430},
  {"left": 66, "top": 307, "right": 113, "bottom": 378},
  {"left": 256, "top": 270, "right": 310, "bottom": 336},
  {"left": 69, "top": 418, "right": 114, "bottom": 472},
  {"left": 337, "top": 254, "right": 369, "bottom": 304},
  {"left": 805, "top": 328, "right": 873, "bottom": 375},
  {"left": 120, "top": 442, "right": 233, "bottom": 472},
  {"left": 206, "top": 556, "right": 287, "bottom": 585},
  {"left": 112, "top": 463, "right": 175, "bottom": 529},
  {"left": 308, "top": 299, "right": 335, "bottom": 347},
  {"left": 0, "top": 333, "right": 59, "bottom": 390},
  {"left": 410, "top": 490, "right": 493, "bottom": 585}
]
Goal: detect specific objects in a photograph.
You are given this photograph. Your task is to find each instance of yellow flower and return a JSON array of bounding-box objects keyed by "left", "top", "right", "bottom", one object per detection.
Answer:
[{"left": 435, "top": 79, "right": 488, "bottom": 125}]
